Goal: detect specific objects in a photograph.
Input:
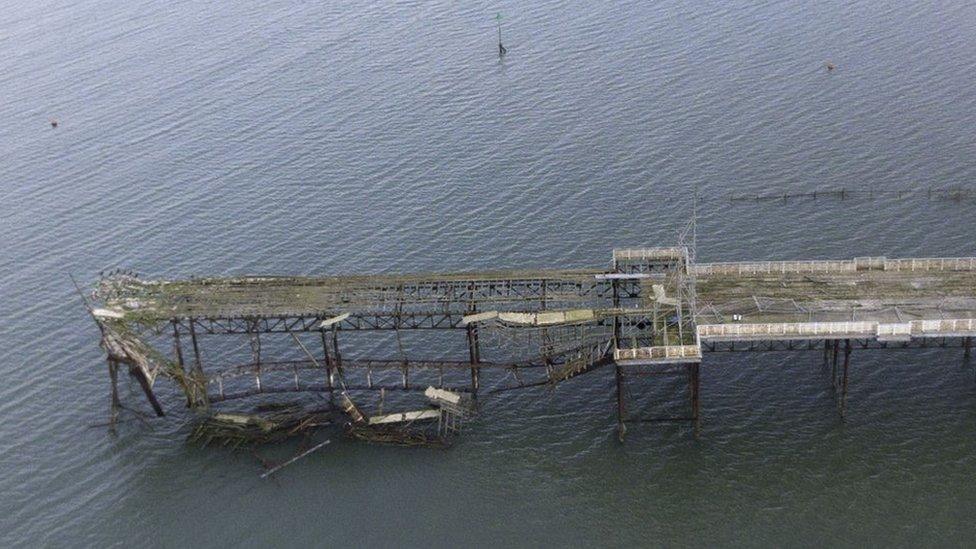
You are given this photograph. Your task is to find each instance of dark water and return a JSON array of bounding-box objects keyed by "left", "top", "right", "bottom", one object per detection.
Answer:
[{"left": 3, "top": 0, "right": 976, "bottom": 546}]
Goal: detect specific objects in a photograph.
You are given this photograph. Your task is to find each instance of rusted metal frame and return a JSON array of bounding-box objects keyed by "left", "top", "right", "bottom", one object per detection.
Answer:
[
  {"left": 208, "top": 358, "right": 498, "bottom": 383},
  {"left": 320, "top": 330, "right": 334, "bottom": 392},
  {"left": 466, "top": 283, "right": 481, "bottom": 394},
  {"left": 129, "top": 361, "right": 166, "bottom": 417},
  {"left": 188, "top": 318, "right": 204, "bottom": 376},
  {"left": 395, "top": 285, "right": 408, "bottom": 390},
  {"left": 247, "top": 318, "right": 263, "bottom": 393},
  {"left": 210, "top": 383, "right": 472, "bottom": 403},
  {"left": 171, "top": 319, "right": 186, "bottom": 373}
]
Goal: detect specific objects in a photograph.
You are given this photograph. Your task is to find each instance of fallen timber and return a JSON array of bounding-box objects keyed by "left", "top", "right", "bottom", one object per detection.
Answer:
[{"left": 87, "top": 249, "right": 976, "bottom": 443}]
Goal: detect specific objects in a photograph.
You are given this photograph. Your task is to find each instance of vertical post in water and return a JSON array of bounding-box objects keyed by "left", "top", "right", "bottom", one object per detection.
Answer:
[
  {"left": 172, "top": 319, "right": 185, "bottom": 373},
  {"left": 107, "top": 358, "right": 120, "bottom": 434},
  {"left": 467, "top": 291, "right": 480, "bottom": 395},
  {"left": 332, "top": 327, "right": 343, "bottom": 373},
  {"left": 840, "top": 339, "right": 851, "bottom": 417},
  {"left": 615, "top": 365, "right": 627, "bottom": 442},
  {"left": 320, "top": 329, "right": 334, "bottom": 395},
  {"left": 964, "top": 336, "right": 972, "bottom": 360},
  {"left": 496, "top": 13, "right": 506, "bottom": 57},
  {"left": 467, "top": 324, "right": 480, "bottom": 394},
  {"left": 611, "top": 279, "right": 621, "bottom": 349},
  {"left": 831, "top": 339, "right": 839, "bottom": 390},
  {"left": 690, "top": 362, "right": 701, "bottom": 437},
  {"left": 189, "top": 319, "right": 203, "bottom": 376}
]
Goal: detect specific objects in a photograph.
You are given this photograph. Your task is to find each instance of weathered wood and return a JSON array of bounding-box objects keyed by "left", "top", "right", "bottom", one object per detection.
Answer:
[{"left": 260, "top": 439, "right": 331, "bottom": 479}]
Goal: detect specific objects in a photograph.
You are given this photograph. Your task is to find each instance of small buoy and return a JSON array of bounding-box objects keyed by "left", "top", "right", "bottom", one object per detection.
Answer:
[
  {"left": 825, "top": 62, "right": 835, "bottom": 72},
  {"left": 50, "top": 119, "right": 58, "bottom": 128}
]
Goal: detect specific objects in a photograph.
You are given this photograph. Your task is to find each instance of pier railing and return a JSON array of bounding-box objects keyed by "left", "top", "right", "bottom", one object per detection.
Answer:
[
  {"left": 694, "top": 257, "right": 976, "bottom": 276},
  {"left": 697, "top": 319, "right": 976, "bottom": 342},
  {"left": 614, "top": 344, "right": 702, "bottom": 364}
]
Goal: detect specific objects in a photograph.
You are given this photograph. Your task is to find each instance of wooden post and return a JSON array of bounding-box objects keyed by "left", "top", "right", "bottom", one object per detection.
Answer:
[
  {"left": 172, "top": 319, "right": 185, "bottom": 372},
  {"left": 840, "top": 339, "right": 851, "bottom": 417},
  {"left": 690, "top": 362, "right": 701, "bottom": 437},
  {"left": 831, "top": 339, "right": 839, "bottom": 390},
  {"left": 611, "top": 279, "right": 621, "bottom": 349},
  {"left": 332, "top": 328, "right": 342, "bottom": 370},
  {"left": 132, "top": 365, "right": 166, "bottom": 417},
  {"left": 320, "top": 330, "right": 334, "bottom": 391},
  {"left": 188, "top": 319, "right": 203, "bottom": 376},
  {"left": 615, "top": 365, "right": 627, "bottom": 442},
  {"left": 965, "top": 336, "right": 972, "bottom": 360},
  {"left": 467, "top": 323, "right": 480, "bottom": 394},
  {"left": 107, "top": 358, "right": 120, "bottom": 434}
]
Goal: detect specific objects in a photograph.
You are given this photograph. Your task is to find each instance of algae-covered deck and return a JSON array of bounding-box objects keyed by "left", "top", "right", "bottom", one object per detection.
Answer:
[
  {"left": 95, "top": 268, "right": 620, "bottom": 323},
  {"left": 696, "top": 268, "right": 976, "bottom": 325}
]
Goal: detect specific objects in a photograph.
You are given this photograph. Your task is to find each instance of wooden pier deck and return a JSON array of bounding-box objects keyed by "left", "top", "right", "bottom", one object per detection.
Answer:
[{"left": 87, "top": 249, "right": 976, "bottom": 441}]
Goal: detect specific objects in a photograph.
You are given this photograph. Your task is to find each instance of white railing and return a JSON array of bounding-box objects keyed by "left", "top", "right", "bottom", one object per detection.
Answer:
[
  {"left": 693, "top": 256, "right": 976, "bottom": 276},
  {"left": 614, "top": 345, "right": 702, "bottom": 363},
  {"left": 883, "top": 257, "right": 976, "bottom": 272},
  {"left": 612, "top": 247, "right": 687, "bottom": 261},
  {"left": 697, "top": 319, "right": 976, "bottom": 342},
  {"left": 912, "top": 318, "right": 976, "bottom": 335},
  {"left": 697, "top": 321, "right": 877, "bottom": 340},
  {"left": 876, "top": 323, "right": 912, "bottom": 337},
  {"left": 693, "top": 260, "right": 856, "bottom": 276}
]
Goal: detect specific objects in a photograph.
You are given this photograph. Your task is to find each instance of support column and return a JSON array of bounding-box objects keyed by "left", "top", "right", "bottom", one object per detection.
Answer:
[
  {"left": 840, "top": 339, "right": 851, "bottom": 418},
  {"left": 615, "top": 365, "right": 627, "bottom": 442},
  {"left": 690, "top": 362, "right": 701, "bottom": 437},
  {"left": 172, "top": 320, "right": 185, "bottom": 373},
  {"left": 320, "top": 330, "right": 334, "bottom": 393},
  {"left": 332, "top": 328, "right": 343, "bottom": 371},
  {"left": 107, "top": 358, "right": 120, "bottom": 434},
  {"left": 172, "top": 320, "right": 192, "bottom": 407},
  {"left": 831, "top": 339, "right": 839, "bottom": 390},
  {"left": 188, "top": 319, "right": 204, "bottom": 376},
  {"left": 467, "top": 323, "right": 480, "bottom": 395}
]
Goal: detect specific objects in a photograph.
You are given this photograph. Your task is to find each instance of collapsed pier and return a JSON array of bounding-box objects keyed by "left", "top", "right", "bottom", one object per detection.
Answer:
[{"left": 86, "top": 248, "right": 976, "bottom": 444}]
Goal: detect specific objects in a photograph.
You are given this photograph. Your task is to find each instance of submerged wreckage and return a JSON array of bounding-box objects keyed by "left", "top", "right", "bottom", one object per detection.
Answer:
[{"left": 85, "top": 245, "right": 976, "bottom": 448}]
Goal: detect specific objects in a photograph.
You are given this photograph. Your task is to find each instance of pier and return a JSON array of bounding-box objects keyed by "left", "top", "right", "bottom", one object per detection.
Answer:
[{"left": 87, "top": 248, "right": 976, "bottom": 443}]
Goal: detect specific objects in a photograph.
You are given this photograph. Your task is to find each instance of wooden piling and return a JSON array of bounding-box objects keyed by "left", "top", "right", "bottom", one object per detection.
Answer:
[
  {"left": 107, "top": 358, "right": 120, "bottom": 434},
  {"left": 831, "top": 339, "right": 839, "bottom": 389},
  {"left": 615, "top": 365, "right": 627, "bottom": 442},
  {"left": 320, "top": 330, "right": 333, "bottom": 391},
  {"left": 188, "top": 320, "right": 203, "bottom": 376},
  {"left": 840, "top": 339, "right": 851, "bottom": 418},
  {"left": 690, "top": 362, "right": 701, "bottom": 436}
]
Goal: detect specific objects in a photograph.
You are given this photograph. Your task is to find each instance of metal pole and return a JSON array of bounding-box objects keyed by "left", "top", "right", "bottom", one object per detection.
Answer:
[
  {"left": 172, "top": 319, "right": 185, "bottom": 372},
  {"left": 320, "top": 330, "right": 333, "bottom": 392},
  {"left": 189, "top": 319, "right": 203, "bottom": 376},
  {"left": 107, "top": 358, "right": 120, "bottom": 434},
  {"left": 840, "top": 339, "right": 851, "bottom": 418},
  {"left": 690, "top": 362, "right": 701, "bottom": 437},
  {"left": 831, "top": 339, "right": 839, "bottom": 390},
  {"left": 615, "top": 365, "right": 627, "bottom": 442}
]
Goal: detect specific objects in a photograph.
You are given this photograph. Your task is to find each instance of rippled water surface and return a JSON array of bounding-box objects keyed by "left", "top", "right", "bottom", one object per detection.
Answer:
[{"left": 3, "top": 0, "right": 976, "bottom": 546}]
